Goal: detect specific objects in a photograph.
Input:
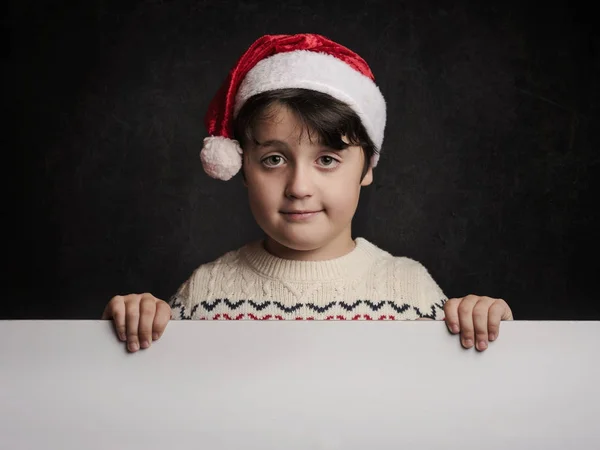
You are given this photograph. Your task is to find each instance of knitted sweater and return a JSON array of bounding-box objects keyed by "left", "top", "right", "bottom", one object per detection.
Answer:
[{"left": 168, "top": 238, "right": 447, "bottom": 321}]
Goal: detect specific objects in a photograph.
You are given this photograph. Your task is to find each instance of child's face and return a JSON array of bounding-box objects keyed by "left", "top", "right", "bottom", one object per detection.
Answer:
[{"left": 242, "top": 104, "right": 373, "bottom": 259}]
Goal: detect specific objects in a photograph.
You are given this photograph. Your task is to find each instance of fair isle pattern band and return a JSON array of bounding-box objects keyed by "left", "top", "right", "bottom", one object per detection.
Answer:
[{"left": 169, "top": 297, "right": 447, "bottom": 321}]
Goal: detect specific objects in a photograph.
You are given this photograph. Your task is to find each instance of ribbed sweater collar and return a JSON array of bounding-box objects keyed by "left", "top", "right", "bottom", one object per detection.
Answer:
[{"left": 239, "top": 238, "right": 389, "bottom": 282}]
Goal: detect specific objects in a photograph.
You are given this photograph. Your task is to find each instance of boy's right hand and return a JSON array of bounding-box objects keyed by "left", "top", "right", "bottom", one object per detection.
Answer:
[{"left": 101, "top": 293, "right": 171, "bottom": 352}]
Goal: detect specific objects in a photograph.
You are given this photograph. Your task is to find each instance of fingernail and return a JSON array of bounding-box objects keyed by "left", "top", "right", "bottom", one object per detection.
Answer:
[
  {"left": 119, "top": 333, "right": 126, "bottom": 341},
  {"left": 152, "top": 333, "right": 159, "bottom": 340},
  {"left": 451, "top": 324, "right": 459, "bottom": 333},
  {"left": 478, "top": 340, "right": 488, "bottom": 350},
  {"left": 128, "top": 341, "right": 139, "bottom": 352},
  {"left": 464, "top": 339, "right": 473, "bottom": 348},
  {"left": 140, "top": 340, "right": 150, "bottom": 349},
  {"left": 489, "top": 333, "right": 496, "bottom": 341}
]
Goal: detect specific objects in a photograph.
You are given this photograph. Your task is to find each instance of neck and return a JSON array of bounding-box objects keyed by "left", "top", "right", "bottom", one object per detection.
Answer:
[{"left": 263, "top": 229, "right": 356, "bottom": 261}]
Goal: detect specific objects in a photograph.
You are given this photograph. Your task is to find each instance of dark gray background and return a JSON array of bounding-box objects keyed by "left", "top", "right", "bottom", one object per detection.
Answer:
[{"left": 6, "top": 0, "right": 599, "bottom": 319}]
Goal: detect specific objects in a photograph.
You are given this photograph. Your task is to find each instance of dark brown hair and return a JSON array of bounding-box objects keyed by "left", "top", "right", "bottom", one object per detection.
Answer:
[{"left": 232, "top": 88, "right": 377, "bottom": 180}]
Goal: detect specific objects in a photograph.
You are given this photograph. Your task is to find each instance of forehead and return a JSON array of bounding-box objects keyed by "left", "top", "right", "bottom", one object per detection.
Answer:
[{"left": 251, "top": 104, "right": 320, "bottom": 146}]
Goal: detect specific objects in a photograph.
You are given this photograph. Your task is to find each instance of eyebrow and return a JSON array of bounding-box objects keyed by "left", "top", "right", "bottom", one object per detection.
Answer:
[
  {"left": 255, "top": 139, "right": 289, "bottom": 148},
  {"left": 255, "top": 139, "right": 348, "bottom": 152}
]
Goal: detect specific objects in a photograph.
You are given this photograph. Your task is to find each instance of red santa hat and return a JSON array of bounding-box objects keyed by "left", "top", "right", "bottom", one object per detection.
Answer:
[{"left": 201, "top": 33, "right": 387, "bottom": 180}]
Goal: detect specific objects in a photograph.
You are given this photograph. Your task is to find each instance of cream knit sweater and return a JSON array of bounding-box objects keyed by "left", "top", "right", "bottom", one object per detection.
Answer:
[{"left": 168, "top": 238, "right": 447, "bottom": 321}]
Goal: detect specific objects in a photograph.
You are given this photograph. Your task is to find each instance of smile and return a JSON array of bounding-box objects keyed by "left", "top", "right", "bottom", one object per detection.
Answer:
[{"left": 280, "top": 210, "right": 323, "bottom": 221}]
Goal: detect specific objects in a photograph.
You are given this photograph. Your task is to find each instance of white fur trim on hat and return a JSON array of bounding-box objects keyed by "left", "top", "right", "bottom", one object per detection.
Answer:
[
  {"left": 200, "top": 136, "right": 243, "bottom": 181},
  {"left": 233, "top": 50, "right": 387, "bottom": 167}
]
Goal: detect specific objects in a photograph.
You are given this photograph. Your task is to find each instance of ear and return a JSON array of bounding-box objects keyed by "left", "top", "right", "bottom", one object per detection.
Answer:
[{"left": 360, "top": 166, "right": 373, "bottom": 187}]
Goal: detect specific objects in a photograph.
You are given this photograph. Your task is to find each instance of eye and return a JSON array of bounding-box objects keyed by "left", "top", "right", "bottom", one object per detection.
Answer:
[
  {"left": 318, "top": 156, "right": 340, "bottom": 167},
  {"left": 262, "top": 155, "right": 284, "bottom": 167}
]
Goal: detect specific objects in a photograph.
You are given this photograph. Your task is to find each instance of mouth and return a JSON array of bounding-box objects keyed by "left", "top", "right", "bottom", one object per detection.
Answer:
[{"left": 280, "top": 210, "right": 323, "bottom": 221}]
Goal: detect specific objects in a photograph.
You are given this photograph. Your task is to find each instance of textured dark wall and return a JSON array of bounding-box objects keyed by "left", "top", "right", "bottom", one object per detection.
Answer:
[{"left": 6, "top": 0, "right": 599, "bottom": 319}]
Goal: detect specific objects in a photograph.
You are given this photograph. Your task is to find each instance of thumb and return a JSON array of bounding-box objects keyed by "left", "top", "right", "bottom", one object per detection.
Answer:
[
  {"left": 152, "top": 300, "right": 171, "bottom": 340},
  {"left": 101, "top": 304, "right": 111, "bottom": 320},
  {"left": 499, "top": 299, "right": 514, "bottom": 320}
]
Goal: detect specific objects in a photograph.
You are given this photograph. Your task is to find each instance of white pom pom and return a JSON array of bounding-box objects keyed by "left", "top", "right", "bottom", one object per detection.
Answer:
[
  {"left": 200, "top": 136, "right": 243, "bottom": 181},
  {"left": 370, "top": 152, "right": 380, "bottom": 168}
]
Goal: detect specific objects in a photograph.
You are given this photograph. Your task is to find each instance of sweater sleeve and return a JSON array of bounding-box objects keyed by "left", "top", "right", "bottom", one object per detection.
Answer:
[
  {"left": 168, "top": 277, "right": 194, "bottom": 320},
  {"left": 415, "top": 263, "right": 447, "bottom": 320}
]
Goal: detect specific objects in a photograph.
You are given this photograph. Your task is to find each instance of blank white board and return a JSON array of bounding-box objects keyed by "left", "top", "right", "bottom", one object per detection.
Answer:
[{"left": 1, "top": 320, "right": 599, "bottom": 449}]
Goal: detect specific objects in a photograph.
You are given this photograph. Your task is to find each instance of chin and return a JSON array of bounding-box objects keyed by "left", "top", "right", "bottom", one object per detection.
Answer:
[{"left": 270, "top": 232, "right": 328, "bottom": 252}]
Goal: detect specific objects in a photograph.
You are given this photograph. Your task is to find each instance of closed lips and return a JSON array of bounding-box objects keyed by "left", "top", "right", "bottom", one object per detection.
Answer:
[{"left": 281, "top": 210, "right": 322, "bottom": 214}]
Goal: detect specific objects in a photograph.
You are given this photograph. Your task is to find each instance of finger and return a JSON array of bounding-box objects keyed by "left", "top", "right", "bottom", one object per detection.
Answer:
[
  {"left": 458, "top": 295, "right": 479, "bottom": 348},
  {"left": 488, "top": 299, "right": 512, "bottom": 341},
  {"left": 125, "top": 295, "right": 142, "bottom": 352},
  {"left": 104, "top": 296, "right": 127, "bottom": 341},
  {"left": 472, "top": 297, "right": 495, "bottom": 351},
  {"left": 443, "top": 298, "right": 462, "bottom": 334},
  {"left": 152, "top": 300, "right": 172, "bottom": 341},
  {"left": 138, "top": 294, "right": 157, "bottom": 349}
]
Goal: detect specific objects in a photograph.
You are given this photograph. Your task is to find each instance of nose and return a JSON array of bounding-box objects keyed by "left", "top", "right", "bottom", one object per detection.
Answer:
[{"left": 284, "top": 165, "right": 313, "bottom": 199}]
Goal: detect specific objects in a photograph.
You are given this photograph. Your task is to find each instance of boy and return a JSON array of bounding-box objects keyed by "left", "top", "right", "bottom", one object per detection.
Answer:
[{"left": 102, "top": 34, "right": 513, "bottom": 353}]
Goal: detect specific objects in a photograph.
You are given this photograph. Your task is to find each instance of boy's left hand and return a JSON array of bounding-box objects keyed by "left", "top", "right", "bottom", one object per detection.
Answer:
[{"left": 443, "top": 295, "right": 513, "bottom": 351}]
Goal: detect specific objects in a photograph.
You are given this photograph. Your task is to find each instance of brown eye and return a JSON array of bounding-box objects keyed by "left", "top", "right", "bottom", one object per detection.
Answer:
[
  {"left": 263, "top": 155, "right": 284, "bottom": 167},
  {"left": 318, "top": 156, "right": 339, "bottom": 167}
]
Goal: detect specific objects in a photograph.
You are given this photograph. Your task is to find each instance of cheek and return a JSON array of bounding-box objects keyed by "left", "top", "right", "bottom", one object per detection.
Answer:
[
  {"left": 247, "top": 179, "right": 278, "bottom": 213},
  {"left": 323, "top": 182, "right": 361, "bottom": 216}
]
